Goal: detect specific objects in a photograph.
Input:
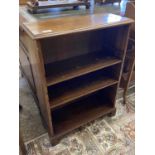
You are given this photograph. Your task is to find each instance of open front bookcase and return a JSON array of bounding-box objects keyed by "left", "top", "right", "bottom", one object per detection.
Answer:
[{"left": 19, "top": 13, "right": 133, "bottom": 144}]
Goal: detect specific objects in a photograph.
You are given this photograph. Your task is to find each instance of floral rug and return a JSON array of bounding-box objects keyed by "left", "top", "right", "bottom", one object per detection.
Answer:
[{"left": 25, "top": 93, "right": 135, "bottom": 155}]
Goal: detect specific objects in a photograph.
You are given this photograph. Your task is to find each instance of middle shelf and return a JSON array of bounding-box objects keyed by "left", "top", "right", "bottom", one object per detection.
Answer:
[
  {"left": 45, "top": 51, "right": 121, "bottom": 86},
  {"left": 48, "top": 66, "right": 119, "bottom": 110}
]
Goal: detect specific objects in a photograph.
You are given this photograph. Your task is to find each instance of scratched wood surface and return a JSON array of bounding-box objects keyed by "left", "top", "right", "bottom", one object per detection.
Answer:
[{"left": 21, "top": 13, "right": 133, "bottom": 39}]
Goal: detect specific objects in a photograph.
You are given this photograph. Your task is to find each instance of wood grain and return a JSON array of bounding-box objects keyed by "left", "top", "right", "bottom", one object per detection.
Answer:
[
  {"left": 49, "top": 76, "right": 118, "bottom": 110},
  {"left": 52, "top": 89, "right": 116, "bottom": 137},
  {"left": 22, "top": 13, "right": 134, "bottom": 39},
  {"left": 46, "top": 52, "right": 121, "bottom": 86}
]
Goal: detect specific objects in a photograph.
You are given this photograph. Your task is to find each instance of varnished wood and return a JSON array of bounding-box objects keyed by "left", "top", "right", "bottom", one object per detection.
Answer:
[
  {"left": 52, "top": 89, "right": 116, "bottom": 137},
  {"left": 125, "top": 2, "right": 135, "bottom": 39},
  {"left": 109, "top": 24, "right": 131, "bottom": 107},
  {"left": 46, "top": 52, "right": 121, "bottom": 86},
  {"left": 120, "top": 2, "right": 135, "bottom": 104},
  {"left": 22, "top": 13, "right": 134, "bottom": 39},
  {"left": 19, "top": 10, "right": 133, "bottom": 145},
  {"left": 21, "top": 33, "right": 54, "bottom": 137},
  {"left": 49, "top": 76, "right": 118, "bottom": 110}
]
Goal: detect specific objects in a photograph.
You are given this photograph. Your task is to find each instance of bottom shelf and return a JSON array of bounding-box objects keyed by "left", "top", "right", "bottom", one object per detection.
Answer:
[{"left": 52, "top": 87, "right": 116, "bottom": 137}]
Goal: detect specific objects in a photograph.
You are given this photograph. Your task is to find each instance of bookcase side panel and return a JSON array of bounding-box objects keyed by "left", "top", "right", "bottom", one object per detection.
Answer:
[
  {"left": 27, "top": 36, "right": 54, "bottom": 137},
  {"left": 113, "top": 25, "right": 131, "bottom": 104}
]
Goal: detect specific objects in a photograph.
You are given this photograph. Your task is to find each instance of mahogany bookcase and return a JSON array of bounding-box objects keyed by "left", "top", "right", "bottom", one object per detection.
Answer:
[{"left": 19, "top": 11, "right": 133, "bottom": 144}]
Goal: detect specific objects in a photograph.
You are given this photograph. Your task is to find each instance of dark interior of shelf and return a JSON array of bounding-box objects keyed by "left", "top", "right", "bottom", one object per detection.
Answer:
[
  {"left": 45, "top": 50, "right": 121, "bottom": 86},
  {"left": 48, "top": 65, "right": 119, "bottom": 109},
  {"left": 52, "top": 87, "right": 116, "bottom": 136},
  {"left": 42, "top": 27, "right": 122, "bottom": 64}
]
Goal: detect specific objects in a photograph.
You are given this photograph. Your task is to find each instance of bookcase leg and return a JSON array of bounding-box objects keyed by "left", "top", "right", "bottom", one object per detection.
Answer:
[
  {"left": 50, "top": 137, "right": 60, "bottom": 146},
  {"left": 108, "top": 109, "right": 116, "bottom": 117}
]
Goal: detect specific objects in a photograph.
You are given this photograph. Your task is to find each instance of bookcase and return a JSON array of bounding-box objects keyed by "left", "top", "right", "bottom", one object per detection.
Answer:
[{"left": 19, "top": 12, "right": 133, "bottom": 144}]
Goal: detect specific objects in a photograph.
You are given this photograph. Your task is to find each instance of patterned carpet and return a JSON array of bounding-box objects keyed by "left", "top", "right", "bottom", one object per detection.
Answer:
[{"left": 24, "top": 93, "right": 135, "bottom": 155}]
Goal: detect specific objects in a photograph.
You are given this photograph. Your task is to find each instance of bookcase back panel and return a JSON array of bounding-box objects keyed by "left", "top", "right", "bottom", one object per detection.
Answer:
[
  {"left": 40, "top": 26, "right": 127, "bottom": 64},
  {"left": 41, "top": 30, "right": 103, "bottom": 64}
]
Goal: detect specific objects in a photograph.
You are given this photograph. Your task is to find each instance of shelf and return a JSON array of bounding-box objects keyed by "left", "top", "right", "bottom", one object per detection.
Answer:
[
  {"left": 52, "top": 90, "right": 115, "bottom": 137},
  {"left": 46, "top": 51, "right": 121, "bottom": 86},
  {"left": 49, "top": 68, "right": 118, "bottom": 109}
]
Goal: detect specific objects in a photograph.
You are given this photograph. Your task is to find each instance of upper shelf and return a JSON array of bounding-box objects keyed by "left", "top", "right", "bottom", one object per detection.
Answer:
[
  {"left": 22, "top": 13, "right": 134, "bottom": 39},
  {"left": 46, "top": 51, "right": 121, "bottom": 86}
]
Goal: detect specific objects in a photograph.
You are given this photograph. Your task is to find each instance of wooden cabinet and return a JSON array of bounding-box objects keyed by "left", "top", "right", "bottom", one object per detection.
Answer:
[{"left": 19, "top": 10, "right": 133, "bottom": 144}]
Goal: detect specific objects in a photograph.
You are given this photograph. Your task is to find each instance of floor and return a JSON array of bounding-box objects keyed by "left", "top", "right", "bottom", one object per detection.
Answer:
[{"left": 19, "top": 0, "right": 135, "bottom": 154}]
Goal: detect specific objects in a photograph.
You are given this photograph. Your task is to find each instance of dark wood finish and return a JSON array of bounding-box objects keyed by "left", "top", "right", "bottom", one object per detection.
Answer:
[
  {"left": 49, "top": 76, "right": 118, "bottom": 110},
  {"left": 46, "top": 51, "right": 121, "bottom": 86},
  {"left": 21, "top": 13, "right": 133, "bottom": 39},
  {"left": 19, "top": 11, "right": 133, "bottom": 145},
  {"left": 27, "top": 0, "right": 90, "bottom": 13},
  {"left": 19, "top": 30, "right": 54, "bottom": 137},
  {"left": 125, "top": 2, "right": 135, "bottom": 39},
  {"left": 120, "top": 2, "right": 135, "bottom": 104},
  {"left": 52, "top": 88, "right": 116, "bottom": 137}
]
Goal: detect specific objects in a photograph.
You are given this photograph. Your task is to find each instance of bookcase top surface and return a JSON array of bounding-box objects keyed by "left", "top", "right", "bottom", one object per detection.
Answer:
[{"left": 20, "top": 12, "right": 133, "bottom": 39}]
